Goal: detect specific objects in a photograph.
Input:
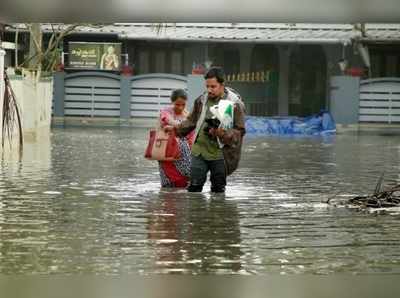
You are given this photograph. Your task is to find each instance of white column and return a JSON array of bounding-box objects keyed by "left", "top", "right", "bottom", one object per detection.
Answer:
[{"left": 322, "top": 44, "right": 343, "bottom": 110}]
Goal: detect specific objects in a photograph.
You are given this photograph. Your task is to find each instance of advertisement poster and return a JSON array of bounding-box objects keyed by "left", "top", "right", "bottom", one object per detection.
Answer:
[{"left": 69, "top": 42, "right": 121, "bottom": 70}]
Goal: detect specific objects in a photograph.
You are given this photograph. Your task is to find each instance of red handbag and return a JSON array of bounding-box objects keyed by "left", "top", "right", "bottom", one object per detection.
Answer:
[{"left": 144, "top": 128, "right": 181, "bottom": 161}]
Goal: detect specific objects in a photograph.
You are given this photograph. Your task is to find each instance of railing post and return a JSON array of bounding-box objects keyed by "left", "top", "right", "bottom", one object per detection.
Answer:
[
  {"left": 120, "top": 75, "right": 132, "bottom": 120},
  {"left": 53, "top": 71, "right": 65, "bottom": 117},
  {"left": 389, "top": 91, "right": 392, "bottom": 124},
  {"left": 91, "top": 86, "right": 95, "bottom": 118},
  {"left": 158, "top": 88, "right": 161, "bottom": 113}
]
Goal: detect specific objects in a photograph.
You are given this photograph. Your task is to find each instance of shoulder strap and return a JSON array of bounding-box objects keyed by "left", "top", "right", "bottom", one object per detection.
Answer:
[{"left": 193, "top": 92, "right": 208, "bottom": 141}]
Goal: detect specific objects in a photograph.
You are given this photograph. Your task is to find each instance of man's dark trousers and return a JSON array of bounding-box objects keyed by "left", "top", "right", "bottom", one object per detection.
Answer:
[{"left": 188, "top": 155, "right": 226, "bottom": 193}]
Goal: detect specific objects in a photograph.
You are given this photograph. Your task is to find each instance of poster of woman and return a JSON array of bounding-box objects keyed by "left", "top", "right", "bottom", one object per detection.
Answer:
[
  {"left": 69, "top": 42, "right": 121, "bottom": 70},
  {"left": 100, "top": 45, "right": 120, "bottom": 70}
]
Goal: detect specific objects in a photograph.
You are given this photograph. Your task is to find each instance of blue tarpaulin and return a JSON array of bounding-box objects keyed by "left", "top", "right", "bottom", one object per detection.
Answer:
[{"left": 245, "top": 111, "right": 336, "bottom": 136}]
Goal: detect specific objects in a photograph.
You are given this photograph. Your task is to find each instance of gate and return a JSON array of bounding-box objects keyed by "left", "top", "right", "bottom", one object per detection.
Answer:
[
  {"left": 53, "top": 72, "right": 188, "bottom": 120},
  {"left": 64, "top": 72, "right": 121, "bottom": 117},
  {"left": 359, "top": 78, "right": 400, "bottom": 123},
  {"left": 130, "top": 74, "right": 187, "bottom": 118}
]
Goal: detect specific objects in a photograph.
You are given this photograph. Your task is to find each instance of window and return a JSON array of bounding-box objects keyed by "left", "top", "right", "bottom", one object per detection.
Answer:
[
  {"left": 387, "top": 55, "right": 398, "bottom": 77},
  {"left": 135, "top": 45, "right": 184, "bottom": 75},
  {"left": 223, "top": 49, "right": 240, "bottom": 75},
  {"left": 154, "top": 50, "right": 166, "bottom": 73},
  {"left": 370, "top": 54, "right": 383, "bottom": 77},
  {"left": 138, "top": 50, "right": 150, "bottom": 74},
  {"left": 170, "top": 50, "right": 183, "bottom": 74},
  {"left": 370, "top": 45, "right": 400, "bottom": 78}
]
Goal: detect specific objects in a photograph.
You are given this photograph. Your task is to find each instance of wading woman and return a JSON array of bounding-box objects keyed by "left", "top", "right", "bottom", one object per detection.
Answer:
[{"left": 158, "top": 89, "right": 194, "bottom": 188}]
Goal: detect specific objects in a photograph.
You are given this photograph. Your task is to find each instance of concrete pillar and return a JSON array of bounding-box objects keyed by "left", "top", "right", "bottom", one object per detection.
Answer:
[
  {"left": 322, "top": 44, "right": 344, "bottom": 110},
  {"left": 187, "top": 74, "right": 205, "bottom": 111},
  {"left": 53, "top": 72, "right": 65, "bottom": 117},
  {"left": 277, "top": 45, "right": 291, "bottom": 116},
  {"left": 330, "top": 76, "right": 360, "bottom": 125},
  {"left": 120, "top": 75, "right": 132, "bottom": 119}
]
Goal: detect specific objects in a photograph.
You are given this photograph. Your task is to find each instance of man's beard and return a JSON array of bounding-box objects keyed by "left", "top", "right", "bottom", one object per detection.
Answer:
[{"left": 208, "top": 93, "right": 218, "bottom": 100}]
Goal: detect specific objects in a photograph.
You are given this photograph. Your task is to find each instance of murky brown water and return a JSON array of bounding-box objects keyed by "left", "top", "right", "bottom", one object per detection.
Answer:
[{"left": 1, "top": 128, "right": 400, "bottom": 275}]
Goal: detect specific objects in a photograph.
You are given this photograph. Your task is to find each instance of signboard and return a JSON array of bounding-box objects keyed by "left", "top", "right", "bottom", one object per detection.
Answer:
[{"left": 68, "top": 42, "right": 121, "bottom": 70}]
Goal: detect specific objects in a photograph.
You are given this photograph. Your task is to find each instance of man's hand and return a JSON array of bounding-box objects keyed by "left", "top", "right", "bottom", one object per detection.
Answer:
[{"left": 209, "top": 127, "right": 225, "bottom": 138}]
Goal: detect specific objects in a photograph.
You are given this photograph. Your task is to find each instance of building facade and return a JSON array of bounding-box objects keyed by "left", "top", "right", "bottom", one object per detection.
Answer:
[{"left": 3, "top": 23, "right": 400, "bottom": 118}]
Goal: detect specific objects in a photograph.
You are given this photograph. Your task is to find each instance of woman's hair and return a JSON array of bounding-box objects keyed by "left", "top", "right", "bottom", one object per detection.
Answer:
[
  {"left": 171, "top": 89, "right": 188, "bottom": 102},
  {"left": 204, "top": 67, "right": 225, "bottom": 84}
]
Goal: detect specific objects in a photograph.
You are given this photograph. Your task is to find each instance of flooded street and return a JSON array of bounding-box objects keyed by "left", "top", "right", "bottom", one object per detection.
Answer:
[{"left": 1, "top": 127, "right": 400, "bottom": 275}]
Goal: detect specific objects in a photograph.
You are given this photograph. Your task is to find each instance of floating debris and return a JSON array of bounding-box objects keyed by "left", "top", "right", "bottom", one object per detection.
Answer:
[
  {"left": 327, "top": 173, "right": 400, "bottom": 212},
  {"left": 346, "top": 186, "right": 400, "bottom": 209}
]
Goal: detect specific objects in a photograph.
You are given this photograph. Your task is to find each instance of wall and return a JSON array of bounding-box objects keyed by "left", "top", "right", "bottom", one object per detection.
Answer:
[
  {"left": 7, "top": 74, "right": 53, "bottom": 141},
  {"left": 0, "top": 49, "right": 5, "bottom": 143},
  {"left": 329, "top": 75, "right": 360, "bottom": 125}
]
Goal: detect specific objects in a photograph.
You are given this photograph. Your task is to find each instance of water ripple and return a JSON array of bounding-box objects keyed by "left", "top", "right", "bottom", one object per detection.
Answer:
[{"left": 1, "top": 129, "right": 400, "bottom": 274}]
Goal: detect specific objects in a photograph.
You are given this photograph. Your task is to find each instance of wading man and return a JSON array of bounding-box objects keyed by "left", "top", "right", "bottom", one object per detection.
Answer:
[{"left": 165, "top": 67, "right": 246, "bottom": 193}]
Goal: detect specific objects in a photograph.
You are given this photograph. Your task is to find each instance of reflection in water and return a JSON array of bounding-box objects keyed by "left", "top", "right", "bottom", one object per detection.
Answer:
[
  {"left": 147, "top": 190, "right": 243, "bottom": 274},
  {"left": 1, "top": 128, "right": 400, "bottom": 275}
]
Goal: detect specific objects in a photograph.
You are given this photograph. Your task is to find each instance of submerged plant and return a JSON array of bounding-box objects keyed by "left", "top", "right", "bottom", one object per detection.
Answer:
[
  {"left": 327, "top": 173, "right": 400, "bottom": 212},
  {"left": 2, "top": 71, "right": 23, "bottom": 151}
]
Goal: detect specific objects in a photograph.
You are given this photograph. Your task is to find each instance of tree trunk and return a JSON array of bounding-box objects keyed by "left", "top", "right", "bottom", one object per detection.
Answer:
[{"left": 28, "top": 23, "right": 42, "bottom": 72}]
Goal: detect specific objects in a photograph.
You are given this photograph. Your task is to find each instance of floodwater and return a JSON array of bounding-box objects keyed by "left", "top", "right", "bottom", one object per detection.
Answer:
[{"left": 1, "top": 127, "right": 400, "bottom": 275}]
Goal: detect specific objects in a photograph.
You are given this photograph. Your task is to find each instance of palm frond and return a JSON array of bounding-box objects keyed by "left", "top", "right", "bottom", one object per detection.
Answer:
[{"left": 2, "top": 71, "right": 23, "bottom": 152}]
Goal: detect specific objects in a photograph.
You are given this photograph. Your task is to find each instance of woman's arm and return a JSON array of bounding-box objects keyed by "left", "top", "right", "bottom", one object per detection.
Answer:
[
  {"left": 159, "top": 109, "right": 180, "bottom": 127},
  {"left": 175, "top": 98, "right": 202, "bottom": 137},
  {"left": 164, "top": 97, "right": 201, "bottom": 137}
]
